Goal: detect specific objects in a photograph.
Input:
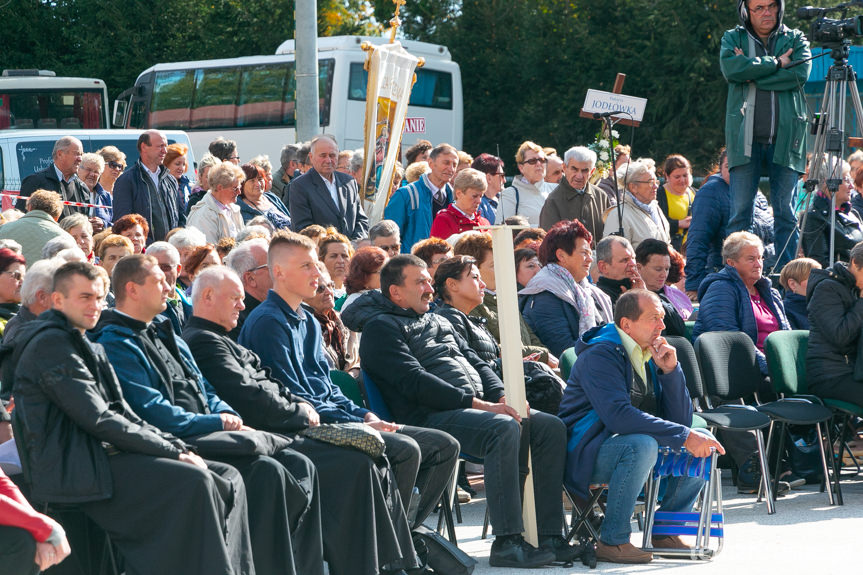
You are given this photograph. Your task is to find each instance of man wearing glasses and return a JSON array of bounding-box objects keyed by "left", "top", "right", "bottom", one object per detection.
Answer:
[
  {"left": 540, "top": 146, "right": 612, "bottom": 244},
  {"left": 494, "top": 141, "right": 555, "bottom": 226},
  {"left": 720, "top": 0, "right": 810, "bottom": 271}
]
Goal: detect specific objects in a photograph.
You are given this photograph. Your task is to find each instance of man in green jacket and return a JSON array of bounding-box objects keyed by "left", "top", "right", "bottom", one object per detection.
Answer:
[{"left": 720, "top": 0, "right": 810, "bottom": 270}]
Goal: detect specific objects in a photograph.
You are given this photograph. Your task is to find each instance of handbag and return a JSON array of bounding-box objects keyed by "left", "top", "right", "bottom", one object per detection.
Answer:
[
  {"left": 186, "top": 430, "right": 292, "bottom": 458},
  {"left": 300, "top": 422, "right": 386, "bottom": 460},
  {"left": 412, "top": 525, "right": 477, "bottom": 575}
]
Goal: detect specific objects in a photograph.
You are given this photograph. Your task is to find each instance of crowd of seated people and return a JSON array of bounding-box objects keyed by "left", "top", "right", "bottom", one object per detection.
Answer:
[{"left": 3, "top": 129, "right": 862, "bottom": 574}]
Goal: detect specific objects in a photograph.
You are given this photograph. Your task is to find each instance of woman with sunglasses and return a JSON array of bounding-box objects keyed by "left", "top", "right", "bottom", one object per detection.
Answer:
[
  {"left": 0, "top": 248, "right": 26, "bottom": 338},
  {"left": 95, "top": 146, "right": 126, "bottom": 227},
  {"left": 494, "top": 141, "right": 555, "bottom": 226}
]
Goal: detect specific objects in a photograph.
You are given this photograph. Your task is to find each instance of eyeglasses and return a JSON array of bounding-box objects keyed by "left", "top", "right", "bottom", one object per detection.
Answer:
[
  {"left": 248, "top": 264, "right": 268, "bottom": 273},
  {"left": 750, "top": 2, "right": 778, "bottom": 15},
  {"left": 316, "top": 282, "right": 336, "bottom": 293},
  {"left": 1, "top": 270, "right": 23, "bottom": 281},
  {"left": 633, "top": 178, "right": 659, "bottom": 185},
  {"left": 520, "top": 158, "right": 547, "bottom": 166},
  {"left": 107, "top": 161, "right": 125, "bottom": 171}
]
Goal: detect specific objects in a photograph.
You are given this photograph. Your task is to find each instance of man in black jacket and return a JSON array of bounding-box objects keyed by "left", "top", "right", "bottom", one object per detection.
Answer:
[
  {"left": 92, "top": 255, "right": 325, "bottom": 575},
  {"left": 17, "top": 136, "right": 89, "bottom": 218},
  {"left": 348, "top": 254, "right": 576, "bottom": 569},
  {"left": 289, "top": 134, "right": 369, "bottom": 239},
  {"left": 183, "top": 266, "right": 420, "bottom": 575},
  {"left": 7, "top": 261, "right": 254, "bottom": 575},
  {"left": 112, "top": 130, "right": 185, "bottom": 244},
  {"left": 806, "top": 241, "right": 863, "bottom": 405},
  {"left": 595, "top": 235, "right": 645, "bottom": 305}
]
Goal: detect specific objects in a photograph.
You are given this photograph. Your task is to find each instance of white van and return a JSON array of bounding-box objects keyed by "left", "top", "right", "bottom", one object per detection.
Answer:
[{"left": 0, "top": 129, "right": 196, "bottom": 210}]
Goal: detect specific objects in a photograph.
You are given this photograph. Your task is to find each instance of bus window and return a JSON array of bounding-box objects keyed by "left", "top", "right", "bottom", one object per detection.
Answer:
[
  {"left": 347, "top": 63, "right": 452, "bottom": 110},
  {"left": 191, "top": 67, "right": 240, "bottom": 130},
  {"left": 0, "top": 90, "right": 104, "bottom": 130},
  {"left": 238, "top": 64, "right": 290, "bottom": 128},
  {"left": 283, "top": 59, "right": 333, "bottom": 127},
  {"left": 150, "top": 70, "right": 195, "bottom": 129}
]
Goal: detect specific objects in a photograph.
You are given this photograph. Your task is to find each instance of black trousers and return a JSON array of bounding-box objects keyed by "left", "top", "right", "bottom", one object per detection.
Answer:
[
  {"left": 421, "top": 409, "right": 566, "bottom": 537},
  {"left": 77, "top": 453, "right": 254, "bottom": 575},
  {"left": 219, "top": 450, "right": 323, "bottom": 575},
  {"left": 382, "top": 425, "right": 460, "bottom": 528},
  {"left": 0, "top": 525, "right": 39, "bottom": 575},
  {"left": 290, "top": 437, "right": 418, "bottom": 575}
]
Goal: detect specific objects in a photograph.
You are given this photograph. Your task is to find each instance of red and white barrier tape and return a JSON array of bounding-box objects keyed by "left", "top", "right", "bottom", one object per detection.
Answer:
[{"left": 0, "top": 192, "right": 110, "bottom": 210}]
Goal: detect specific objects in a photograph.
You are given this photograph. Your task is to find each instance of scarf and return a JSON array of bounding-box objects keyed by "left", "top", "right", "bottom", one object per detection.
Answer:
[
  {"left": 628, "top": 191, "right": 663, "bottom": 227},
  {"left": 519, "top": 263, "right": 613, "bottom": 336}
]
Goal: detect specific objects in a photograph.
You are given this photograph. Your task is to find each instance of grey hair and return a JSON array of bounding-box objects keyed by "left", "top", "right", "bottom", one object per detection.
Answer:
[
  {"left": 850, "top": 241, "right": 863, "bottom": 268},
  {"left": 191, "top": 266, "right": 242, "bottom": 306},
  {"left": 369, "top": 219, "right": 400, "bottom": 243},
  {"left": 42, "top": 235, "right": 78, "bottom": 259},
  {"left": 224, "top": 238, "right": 269, "bottom": 276},
  {"left": 236, "top": 225, "right": 272, "bottom": 243},
  {"left": 245, "top": 216, "right": 274, "bottom": 233},
  {"left": 207, "top": 162, "right": 244, "bottom": 190},
  {"left": 350, "top": 149, "right": 364, "bottom": 174},
  {"left": 0, "top": 238, "right": 22, "bottom": 253},
  {"left": 722, "top": 231, "right": 763, "bottom": 262},
  {"left": 564, "top": 146, "right": 597, "bottom": 167},
  {"left": 145, "top": 241, "right": 180, "bottom": 265},
  {"left": 310, "top": 134, "right": 339, "bottom": 154},
  {"left": 596, "top": 235, "right": 633, "bottom": 263},
  {"left": 52, "top": 136, "right": 82, "bottom": 158},
  {"left": 0, "top": 211, "right": 23, "bottom": 225},
  {"left": 168, "top": 227, "right": 207, "bottom": 251},
  {"left": 59, "top": 213, "right": 92, "bottom": 235},
  {"left": 280, "top": 144, "right": 300, "bottom": 169},
  {"left": 250, "top": 154, "right": 272, "bottom": 174},
  {"left": 80, "top": 152, "right": 105, "bottom": 172},
  {"left": 21, "top": 258, "right": 62, "bottom": 307},
  {"left": 622, "top": 160, "right": 654, "bottom": 189},
  {"left": 197, "top": 153, "right": 221, "bottom": 173},
  {"left": 53, "top": 247, "right": 87, "bottom": 263}
]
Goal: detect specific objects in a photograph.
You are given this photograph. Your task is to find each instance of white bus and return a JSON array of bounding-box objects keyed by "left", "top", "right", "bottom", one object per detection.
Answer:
[
  {"left": 0, "top": 70, "right": 110, "bottom": 131},
  {"left": 113, "top": 35, "right": 463, "bottom": 162}
]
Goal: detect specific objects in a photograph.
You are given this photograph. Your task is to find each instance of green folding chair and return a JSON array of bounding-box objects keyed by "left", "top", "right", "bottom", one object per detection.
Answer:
[
  {"left": 329, "top": 369, "right": 365, "bottom": 408},
  {"left": 559, "top": 347, "right": 577, "bottom": 381}
]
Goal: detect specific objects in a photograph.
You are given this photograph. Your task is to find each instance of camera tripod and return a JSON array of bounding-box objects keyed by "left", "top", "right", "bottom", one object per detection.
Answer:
[{"left": 801, "top": 40, "right": 863, "bottom": 267}]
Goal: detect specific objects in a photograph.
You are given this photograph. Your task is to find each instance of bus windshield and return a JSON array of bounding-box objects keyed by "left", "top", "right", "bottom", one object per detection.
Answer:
[{"left": 0, "top": 89, "right": 106, "bottom": 130}]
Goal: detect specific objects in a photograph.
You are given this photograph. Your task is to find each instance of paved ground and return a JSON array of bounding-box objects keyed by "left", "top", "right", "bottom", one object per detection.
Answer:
[{"left": 428, "top": 470, "right": 863, "bottom": 574}]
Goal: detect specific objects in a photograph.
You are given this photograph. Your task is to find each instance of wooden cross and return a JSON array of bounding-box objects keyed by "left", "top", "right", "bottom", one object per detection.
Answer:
[{"left": 579, "top": 73, "right": 641, "bottom": 127}]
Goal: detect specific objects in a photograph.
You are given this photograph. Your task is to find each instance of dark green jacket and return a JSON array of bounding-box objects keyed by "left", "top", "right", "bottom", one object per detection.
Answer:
[{"left": 720, "top": 0, "right": 810, "bottom": 172}]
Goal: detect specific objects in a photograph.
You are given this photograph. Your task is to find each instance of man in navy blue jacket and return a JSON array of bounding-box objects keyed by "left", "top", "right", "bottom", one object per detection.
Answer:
[
  {"left": 559, "top": 290, "right": 724, "bottom": 564},
  {"left": 239, "top": 231, "right": 459, "bottom": 536}
]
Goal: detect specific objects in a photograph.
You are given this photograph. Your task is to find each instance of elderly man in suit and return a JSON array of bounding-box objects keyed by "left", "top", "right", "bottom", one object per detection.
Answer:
[
  {"left": 289, "top": 135, "right": 369, "bottom": 240},
  {"left": 18, "top": 136, "right": 89, "bottom": 219}
]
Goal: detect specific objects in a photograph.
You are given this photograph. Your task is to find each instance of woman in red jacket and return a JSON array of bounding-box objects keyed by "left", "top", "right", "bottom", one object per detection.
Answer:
[
  {"left": 430, "top": 168, "right": 490, "bottom": 240},
  {"left": 1, "top": 466, "right": 71, "bottom": 573}
]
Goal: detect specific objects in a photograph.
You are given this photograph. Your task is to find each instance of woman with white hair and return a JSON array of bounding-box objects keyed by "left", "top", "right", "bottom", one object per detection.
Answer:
[
  {"left": 602, "top": 159, "right": 671, "bottom": 249},
  {"left": 187, "top": 162, "right": 246, "bottom": 244},
  {"left": 693, "top": 231, "right": 790, "bottom": 375}
]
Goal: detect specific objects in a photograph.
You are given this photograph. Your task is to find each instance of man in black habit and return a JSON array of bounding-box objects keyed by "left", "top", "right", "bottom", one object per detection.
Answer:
[
  {"left": 90, "top": 255, "right": 326, "bottom": 575},
  {"left": 182, "top": 265, "right": 422, "bottom": 575},
  {"left": 8, "top": 261, "right": 255, "bottom": 575}
]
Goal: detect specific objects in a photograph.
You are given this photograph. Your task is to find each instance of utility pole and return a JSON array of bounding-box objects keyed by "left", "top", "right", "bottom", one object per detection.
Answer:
[{"left": 295, "top": 0, "right": 319, "bottom": 143}]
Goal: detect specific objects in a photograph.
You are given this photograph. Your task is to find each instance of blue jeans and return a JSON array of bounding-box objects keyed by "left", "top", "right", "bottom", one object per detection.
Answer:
[
  {"left": 729, "top": 143, "right": 800, "bottom": 269},
  {"left": 590, "top": 434, "right": 706, "bottom": 546}
]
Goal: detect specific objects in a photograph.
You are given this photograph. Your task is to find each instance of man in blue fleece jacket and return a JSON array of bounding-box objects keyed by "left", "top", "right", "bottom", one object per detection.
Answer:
[{"left": 559, "top": 289, "right": 724, "bottom": 564}]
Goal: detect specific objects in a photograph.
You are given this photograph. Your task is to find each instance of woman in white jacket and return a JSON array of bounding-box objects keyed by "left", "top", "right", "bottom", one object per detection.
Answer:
[{"left": 186, "top": 162, "right": 246, "bottom": 244}]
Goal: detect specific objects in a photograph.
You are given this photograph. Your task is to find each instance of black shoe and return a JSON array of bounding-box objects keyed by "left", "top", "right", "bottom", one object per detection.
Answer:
[
  {"left": 736, "top": 455, "right": 791, "bottom": 495},
  {"left": 539, "top": 535, "right": 584, "bottom": 562},
  {"left": 489, "top": 535, "right": 555, "bottom": 568}
]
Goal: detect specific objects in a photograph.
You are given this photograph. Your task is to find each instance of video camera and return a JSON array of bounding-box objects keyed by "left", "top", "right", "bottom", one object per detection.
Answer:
[{"left": 797, "top": 3, "right": 863, "bottom": 45}]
